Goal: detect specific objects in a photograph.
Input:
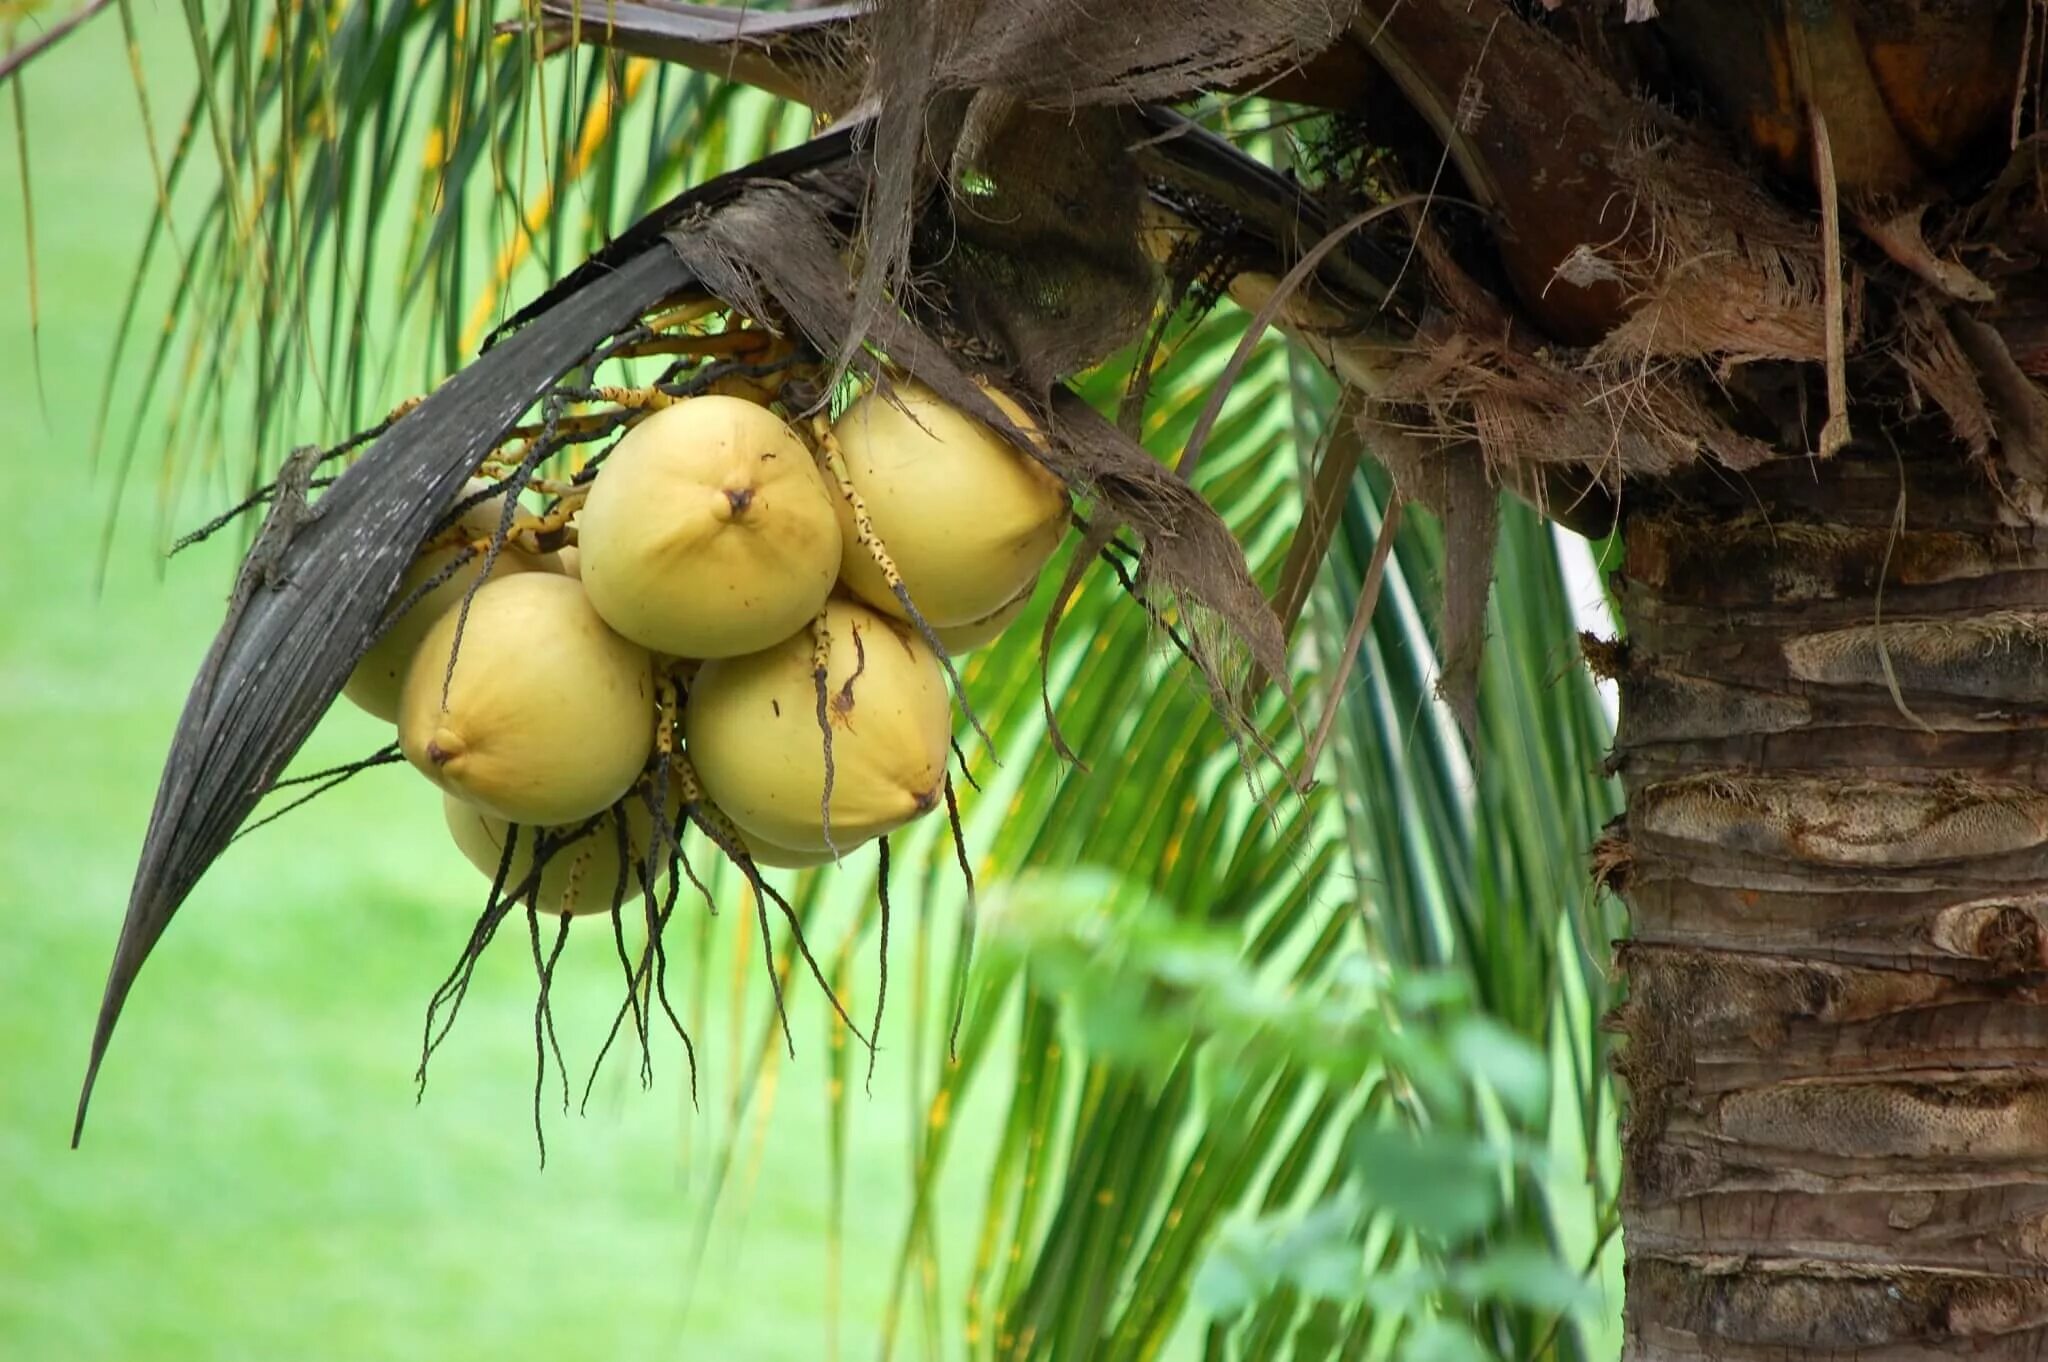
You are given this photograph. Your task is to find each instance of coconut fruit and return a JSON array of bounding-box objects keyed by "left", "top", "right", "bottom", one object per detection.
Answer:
[
  {"left": 577, "top": 396, "right": 841, "bottom": 658},
  {"left": 686, "top": 599, "right": 951, "bottom": 853},
  {"left": 932, "top": 578, "right": 1035, "bottom": 654},
  {"left": 400, "top": 572, "right": 654, "bottom": 826},
  {"left": 343, "top": 482, "right": 554, "bottom": 721},
  {"left": 443, "top": 792, "right": 665, "bottom": 917},
  {"left": 829, "top": 380, "right": 1066, "bottom": 627}
]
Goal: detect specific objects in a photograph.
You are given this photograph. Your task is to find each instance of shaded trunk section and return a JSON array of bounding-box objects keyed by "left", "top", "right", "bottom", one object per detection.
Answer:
[{"left": 1610, "top": 447, "right": 2048, "bottom": 1357}]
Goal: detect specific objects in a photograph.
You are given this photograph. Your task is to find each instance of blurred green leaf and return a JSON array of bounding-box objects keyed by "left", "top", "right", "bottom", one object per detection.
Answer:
[
  {"left": 1452, "top": 1245, "right": 1597, "bottom": 1315},
  {"left": 1450, "top": 1016, "right": 1549, "bottom": 1126},
  {"left": 1197, "top": 1196, "right": 1365, "bottom": 1319},
  {"left": 1349, "top": 1130, "right": 1505, "bottom": 1241},
  {"left": 1405, "top": 1319, "right": 1491, "bottom": 1362}
]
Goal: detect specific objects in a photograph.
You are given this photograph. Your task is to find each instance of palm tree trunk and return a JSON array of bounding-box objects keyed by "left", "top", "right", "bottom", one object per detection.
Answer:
[{"left": 1610, "top": 442, "right": 2048, "bottom": 1358}]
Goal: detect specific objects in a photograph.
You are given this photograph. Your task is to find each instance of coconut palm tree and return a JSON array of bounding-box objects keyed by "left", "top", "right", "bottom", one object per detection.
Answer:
[{"left": 11, "top": 0, "right": 2046, "bottom": 1357}]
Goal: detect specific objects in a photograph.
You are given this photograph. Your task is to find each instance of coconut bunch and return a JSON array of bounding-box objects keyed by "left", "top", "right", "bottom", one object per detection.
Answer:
[{"left": 336, "top": 322, "right": 1069, "bottom": 919}]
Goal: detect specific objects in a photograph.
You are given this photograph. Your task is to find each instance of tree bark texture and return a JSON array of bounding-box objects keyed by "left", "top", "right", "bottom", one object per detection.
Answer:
[{"left": 1611, "top": 447, "right": 2048, "bottom": 1358}]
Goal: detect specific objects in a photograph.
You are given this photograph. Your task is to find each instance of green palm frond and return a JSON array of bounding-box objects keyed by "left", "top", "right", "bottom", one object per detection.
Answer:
[
  {"left": 74, "top": 0, "right": 791, "bottom": 543},
  {"left": 649, "top": 297, "right": 1621, "bottom": 1359}
]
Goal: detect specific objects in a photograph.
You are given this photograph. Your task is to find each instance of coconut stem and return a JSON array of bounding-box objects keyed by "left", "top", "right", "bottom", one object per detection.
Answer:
[
  {"left": 229, "top": 744, "right": 405, "bottom": 845},
  {"left": 669, "top": 755, "right": 870, "bottom": 1057},
  {"left": 646, "top": 741, "right": 676, "bottom": 884},
  {"left": 471, "top": 469, "right": 581, "bottom": 498},
  {"left": 418, "top": 823, "right": 533, "bottom": 1098},
  {"left": 601, "top": 328, "right": 776, "bottom": 362},
  {"left": 419, "top": 500, "right": 580, "bottom": 560},
  {"left": 169, "top": 392, "right": 426, "bottom": 557},
  {"left": 585, "top": 781, "right": 697, "bottom": 1112},
  {"left": 607, "top": 906, "right": 653, "bottom": 1091},
  {"left": 655, "top": 673, "right": 682, "bottom": 761},
  {"left": 808, "top": 415, "right": 995, "bottom": 754},
  {"left": 649, "top": 867, "right": 700, "bottom": 1110},
  {"left": 573, "top": 821, "right": 689, "bottom": 1109},
  {"left": 675, "top": 785, "right": 803, "bottom": 1061},
  {"left": 438, "top": 393, "right": 565, "bottom": 711},
  {"left": 811, "top": 609, "right": 842, "bottom": 861},
  {"left": 670, "top": 751, "right": 753, "bottom": 867},
  {"left": 950, "top": 737, "right": 981, "bottom": 793},
  {"left": 587, "top": 913, "right": 639, "bottom": 1114},
  {"left": 644, "top": 298, "right": 724, "bottom": 334},
  {"left": 587, "top": 383, "right": 686, "bottom": 412},
  {"left": 810, "top": 417, "right": 908, "bottom": 589},
  {"left": 942, "top": 775, "right": 976, "bottom": 1064},
  {"left": 869, "top": 837, "right": 891, "bottom": 1097},
  {"left": 606, "top": 808, "right": 652, "bottom": 1082},
  {"left": 526, "top": 904, "right": 573, "bottom": 1167},
  {"left": 496, "top": 408, "right": 635, "bottom": 444}
]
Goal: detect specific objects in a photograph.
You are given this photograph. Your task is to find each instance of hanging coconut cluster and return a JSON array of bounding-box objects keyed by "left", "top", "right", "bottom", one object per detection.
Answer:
[
  {"left": 107, "top": 301, "right": 1106, "bottom": 1154},
  {"left": 335, "top": 314, "right": 1068, "bottom": 928}
]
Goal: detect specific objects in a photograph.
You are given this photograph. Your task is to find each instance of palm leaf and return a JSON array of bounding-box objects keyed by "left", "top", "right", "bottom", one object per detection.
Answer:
[
  {"left": 927, "top": 345, "right": 1616, "bottom": 1359},
  {"left": 69, "top": 0, "right": 786, "bottom": 540},
  {"left": 663, "top": 281, "right": 1621, "bottom": 1359}
]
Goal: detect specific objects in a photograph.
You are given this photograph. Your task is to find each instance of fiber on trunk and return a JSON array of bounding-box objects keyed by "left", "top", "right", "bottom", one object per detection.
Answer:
[
  {"left": 1609, "top": 445, "right": 2048, "bottom": 1359},
  {"left": 844, "top": 0, "right": 1356, "bottom": 378}
]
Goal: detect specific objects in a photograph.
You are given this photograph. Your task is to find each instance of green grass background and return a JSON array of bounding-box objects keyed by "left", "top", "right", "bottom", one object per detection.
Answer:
[{"left": 0, "top": 16, "right": 996, "bottom": 1361}]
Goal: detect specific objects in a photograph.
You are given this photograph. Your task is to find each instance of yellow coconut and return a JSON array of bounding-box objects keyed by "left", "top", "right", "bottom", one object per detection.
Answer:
[
  {"left": 932, "top": 578, "right": 1035, "bottom": 654},
  {"left": 342, "top": 482, "right": 554, "bottom": 722},
  {"left": 577, "top": 396, "right": 842, "bottom": 658},
  {"left": 686, "top": 599, "right": 951, "bottom": 853},
  {"left": 829, "top": 380, "right": 1067, "bottom": 627},
  {"left": 443, "top": 791, "right": 665, "bottom": 917},
  {"left": 554, "top": 544, "right": 581, "bottom": 579},
  {"left": 400, "top": 572, "right": 654, "bottom": 826}
]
